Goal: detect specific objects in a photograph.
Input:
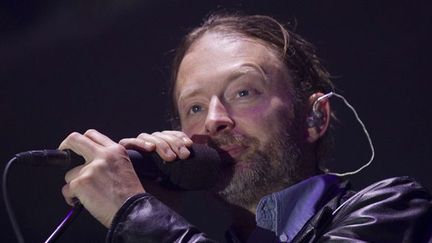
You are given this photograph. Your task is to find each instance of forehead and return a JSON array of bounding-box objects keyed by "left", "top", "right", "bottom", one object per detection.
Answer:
[{"left": 175, "top": 32, "right": 290, "bottom": 98}]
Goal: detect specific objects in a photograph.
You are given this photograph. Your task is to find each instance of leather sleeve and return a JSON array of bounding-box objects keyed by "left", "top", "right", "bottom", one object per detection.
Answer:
[
  {"left": 106, "top": 193, "right": 217, "bottom": 243},
  {"left": 318, "top": 176, "right": 432, "bottom": 242}
]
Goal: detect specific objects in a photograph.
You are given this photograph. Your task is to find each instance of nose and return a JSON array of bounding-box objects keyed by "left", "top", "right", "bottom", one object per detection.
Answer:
[{"left": 205, "top": 96, "right": 234, "bottom": 135}]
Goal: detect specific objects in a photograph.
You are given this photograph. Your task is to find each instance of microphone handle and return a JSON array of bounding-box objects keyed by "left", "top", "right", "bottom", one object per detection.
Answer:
[
  {"left": 15, "top": 146, "right": 222, "bottom": 191},
  {"left": 15, "top": 150, "right": 79, "bottom": 168}
]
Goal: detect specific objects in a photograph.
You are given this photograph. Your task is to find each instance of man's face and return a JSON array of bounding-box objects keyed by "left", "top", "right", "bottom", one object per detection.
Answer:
[{"left": 175, "top": 32, "right": 305, "bottom": 208}]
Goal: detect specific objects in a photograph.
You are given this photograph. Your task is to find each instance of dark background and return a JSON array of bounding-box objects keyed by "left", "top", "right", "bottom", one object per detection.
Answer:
[{"left": 1, "top": 1, "right": 431, "bottom": 242}]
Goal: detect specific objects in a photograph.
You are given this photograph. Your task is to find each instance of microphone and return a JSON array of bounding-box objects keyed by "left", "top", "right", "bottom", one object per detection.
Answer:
[{"left": 14, "top": 144, "right": 222, "bottom": 190}]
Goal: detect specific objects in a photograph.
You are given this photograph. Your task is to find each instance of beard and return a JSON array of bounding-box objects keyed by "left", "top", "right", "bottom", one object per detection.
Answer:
[{"left": 209, "top": 120, "right": 308, "bottom": 209}]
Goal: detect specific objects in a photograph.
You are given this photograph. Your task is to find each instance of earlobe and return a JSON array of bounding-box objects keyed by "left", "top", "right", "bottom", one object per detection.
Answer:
[{"left": 306, "top": 93, "right": 331, "bottom": 143}]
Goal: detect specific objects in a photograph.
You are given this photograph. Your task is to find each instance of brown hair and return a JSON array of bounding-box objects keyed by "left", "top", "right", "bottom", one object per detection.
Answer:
[{"left": 168, "top": 12, "right": 335, "bottom": 161}]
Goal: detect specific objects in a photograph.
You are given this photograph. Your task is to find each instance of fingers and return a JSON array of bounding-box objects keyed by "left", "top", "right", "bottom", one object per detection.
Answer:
[
  {"left": 151, "top": 131, "right": 192, "bottom": 160},
  {"left": 59, "top": 132, "right": 101, "bottom": 162},
  {"left": 84, "top": 129, "right": 116, "bottom": 147},
  {"left": 159, "top": 130, "right": 193, "bottom": 146},
  {"left": 119, "top": 131, "right": 193, "bottom": 161},
  {"left": 65, "top": 164, "right": 84, "bottom": 184},
  {"left": 59, "top": 129, "right": 119, "bottom": 163},
  {"left": 138, "top": 133, "right": 180, "bottom": 161},
  {"left": 60, "top": 129, "right": 146, "bottom": 228},
  {"left": 118, "top": 138, "right": 156, "bottom": 152},
  {"left": 62, "top": 184, "right": 74, "bottom": 206},
  {"left": 62, "top": 164, "right": 85, "bottom": 206}
]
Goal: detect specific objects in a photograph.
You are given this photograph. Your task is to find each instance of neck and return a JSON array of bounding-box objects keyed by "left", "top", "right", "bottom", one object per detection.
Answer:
[
  {"left": 229, "top": 170, "right": 322, "bottom": 240},
  {"left": 230, "top": 205, "right": 256, "bottom": 242}
]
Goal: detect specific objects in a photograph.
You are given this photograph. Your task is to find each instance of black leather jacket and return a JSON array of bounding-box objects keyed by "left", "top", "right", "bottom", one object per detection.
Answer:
[{"left": 106, "top": 176, "right": 432, "bottom": 243}]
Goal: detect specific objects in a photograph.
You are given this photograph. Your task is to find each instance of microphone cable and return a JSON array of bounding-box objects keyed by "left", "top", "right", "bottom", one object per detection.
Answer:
[
  {"left": 2, "top": 145, "right": 221, "bottom": 242},
  {"left": 2, "top": 153, "right": 84, "bottom": 243},
  {"left": 44, "top": 202, "right": 83, "bottom": 243},
  {"left": 2, "top": 157, "right": 24, "bottom": 243}
]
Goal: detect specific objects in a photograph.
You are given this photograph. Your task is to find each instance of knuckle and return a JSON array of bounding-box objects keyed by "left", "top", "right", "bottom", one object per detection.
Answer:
[
  {"left": 84, "top": 129, "right": 97, "bottom": 136},
  {"left": 164, "top": 131, "right": 190, "bottom": 142},
  {"left": 109, "top": 144, "right": 127, "bottom": 156},
  {"left": 69, "top": 167, "right": 93, "bottom": 189},
  {"left": 68, "top": 179, "right": 80, "bottom": 191},
  {"left": 120, "top": 138, "right": 138, "bottom": 146},
  {"left": 138, "top": 133, "right": 149, "bottom": 139},
  {"left": 78, "top": 173, "right": 92, "bottom": 185},
  {"left": 91, "top": 160, "right": 108, "bottom": 173},
  {"left": 156, "top": 146, "right": 173, "bottom": 158},
  {"left": 174, "top": 130, "right": 187, "bottom": 136},
  {"left": 161, "top": 130, "right": 178, "bottom": 137},
  {"left": 61, "top": 132, "right": 80, "bottom": 149},
  {"left": 61, "top": 184, "right": 69, "bottom": 197},
  {"left": 119, "top": 139, "right": 142, "bottom": 150},
  {"left": 152, "top": 131, "right": 162, "bottom": 136},
  {"left": 64, "top": 172, "right": 71, "bottom": 183},
  {"left": 169, "top": 143, "right": 182, "bottom": 152},
  {"left": 154, "top": 139, "right": 168, "bottom": 148},
  {"left": 92, "top": 146, "right": 103, "bottom": 157},
  {"left": 97, "top": 145, "right": 128, "bottom": 164},
  {"left": 68, "top": 132, "right": 81, "bottom": 141}
]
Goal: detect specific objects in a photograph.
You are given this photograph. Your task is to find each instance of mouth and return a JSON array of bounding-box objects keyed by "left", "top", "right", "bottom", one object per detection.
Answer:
[{"left": 218, "top": 144, "right": 247, "bottom": 159}]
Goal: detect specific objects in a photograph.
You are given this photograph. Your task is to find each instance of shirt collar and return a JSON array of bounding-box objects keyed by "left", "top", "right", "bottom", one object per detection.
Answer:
[{"left": 255, "top": 174, "right": 342, "bottom": 241}]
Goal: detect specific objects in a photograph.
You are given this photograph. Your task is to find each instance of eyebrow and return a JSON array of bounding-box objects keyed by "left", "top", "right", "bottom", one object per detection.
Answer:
[
  {"left": 229, "top": 63, "right": 269, "bottom": 83},
  {"left": 177, "top": 63, "right": 269, "bottom": 104},
  {"left": 177, "top": 87, "right": 206, "bottom": 105}
]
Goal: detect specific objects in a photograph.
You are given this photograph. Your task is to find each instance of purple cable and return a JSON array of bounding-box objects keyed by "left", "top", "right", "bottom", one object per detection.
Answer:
[{"left": 44, "top": 203, "right": 84, "bottom": 243}]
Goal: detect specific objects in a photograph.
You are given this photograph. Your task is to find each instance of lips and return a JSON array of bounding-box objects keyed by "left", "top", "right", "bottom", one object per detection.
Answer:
[{"left": 219, "top": 144, "right": 247, "bottom": 159}]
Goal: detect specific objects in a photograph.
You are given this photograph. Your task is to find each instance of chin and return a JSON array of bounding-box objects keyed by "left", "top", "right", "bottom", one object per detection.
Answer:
[
  {"left": 212, "top": 160, "right": 263, "bottom": 207},
  {"left": 232, "top": 159, "right": 254, "bottom": 170}
]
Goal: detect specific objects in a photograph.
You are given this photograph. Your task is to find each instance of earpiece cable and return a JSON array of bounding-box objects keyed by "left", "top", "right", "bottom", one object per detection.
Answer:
[{"left": 317, "top": 92, "right": 375, "bottom": 176}]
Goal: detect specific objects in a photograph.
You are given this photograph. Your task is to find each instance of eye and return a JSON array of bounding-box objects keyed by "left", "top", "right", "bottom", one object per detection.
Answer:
[
  {"left": 189, "top": 104, "right": 203, "bottom": 114},
  {"left": 235, "top": 88, "right": 261, "bottom": 99},
  {"left": 237, "top": 90, "right": 250, "bottom": 97}
]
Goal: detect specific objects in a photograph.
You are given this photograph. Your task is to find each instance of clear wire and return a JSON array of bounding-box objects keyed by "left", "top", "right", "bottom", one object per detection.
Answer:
[{"left": 319, "top": 92, "right": 375, "bottom": 176}]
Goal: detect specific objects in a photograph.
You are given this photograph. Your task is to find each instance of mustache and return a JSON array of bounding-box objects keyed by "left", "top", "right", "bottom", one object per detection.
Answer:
[{"left": 209, "top": 131, "right": 257, "bottom": 148}]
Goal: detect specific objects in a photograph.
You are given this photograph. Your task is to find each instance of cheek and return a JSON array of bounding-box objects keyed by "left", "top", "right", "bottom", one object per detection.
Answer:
[
  {"left": 180, "top": 117, "right": 207, "bottom": 138},
  {"left": 235, "top": 96, "right": 291, "bottom": 121},
  {"left": 233, "top": 97, "right": 292, "bottom": 142},
  {"left": 181, "top": 124, "right": 200, "bottom": 138}
]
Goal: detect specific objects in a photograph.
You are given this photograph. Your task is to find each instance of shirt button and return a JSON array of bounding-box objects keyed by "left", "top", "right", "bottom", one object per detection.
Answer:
[{"left": 279, "top": 233, "right": 289, "bottom": 242}]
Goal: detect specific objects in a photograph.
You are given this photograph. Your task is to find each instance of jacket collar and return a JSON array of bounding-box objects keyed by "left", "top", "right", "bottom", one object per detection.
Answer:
[{"left": 255, "top": 174, "right": 343, "bottom": 241}]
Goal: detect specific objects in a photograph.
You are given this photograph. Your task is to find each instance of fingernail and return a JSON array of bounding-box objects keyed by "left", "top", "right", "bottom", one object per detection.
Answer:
[
  {"left": 179, "top": 146, "right": 190, "bottom": 159},
  {"left": 144, "top": 141, "right": 154, "bottom": 148},
  {"left": 182, "top": 137, "right": 193, "bottom": 145}
]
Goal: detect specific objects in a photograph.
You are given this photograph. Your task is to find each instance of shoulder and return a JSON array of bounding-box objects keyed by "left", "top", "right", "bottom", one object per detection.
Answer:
[
  {"left": 335, "top": 176, "right": 431, "bottom": 214},
  {"left": 335, "top": 176, "right": 432, "bottom": 211},
  {"left": 322, "top": 176, "right": 432, "bottom": 242}
]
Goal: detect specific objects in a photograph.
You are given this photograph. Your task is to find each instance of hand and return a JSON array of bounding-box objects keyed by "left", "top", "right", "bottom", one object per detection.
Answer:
[
  {"left": 119, "top": 131, "right": 193, "bottom": 162},
  {"left": 59, "top": 129, "right": 145, "bottom": 228}
]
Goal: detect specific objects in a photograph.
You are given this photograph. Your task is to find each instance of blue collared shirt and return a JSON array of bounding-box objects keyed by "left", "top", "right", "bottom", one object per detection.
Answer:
[{"left": 252, "top": 174, "right": 342, "bottom": 242}]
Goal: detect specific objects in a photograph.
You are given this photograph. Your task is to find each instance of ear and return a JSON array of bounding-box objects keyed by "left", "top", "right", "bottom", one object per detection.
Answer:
[{"left": 306, "top": 92, "right": 331, "bottom": 143}]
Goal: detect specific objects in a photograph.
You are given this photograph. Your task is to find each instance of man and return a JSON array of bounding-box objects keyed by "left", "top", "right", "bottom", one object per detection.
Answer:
[{"left": 59, "top": 13, "right": 432, "bottom": 242}]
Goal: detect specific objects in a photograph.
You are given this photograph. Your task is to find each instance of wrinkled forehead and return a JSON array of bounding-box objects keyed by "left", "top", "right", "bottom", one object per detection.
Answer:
[{"left": 174, "top": 32, "right": 291, "bottom": 100}]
